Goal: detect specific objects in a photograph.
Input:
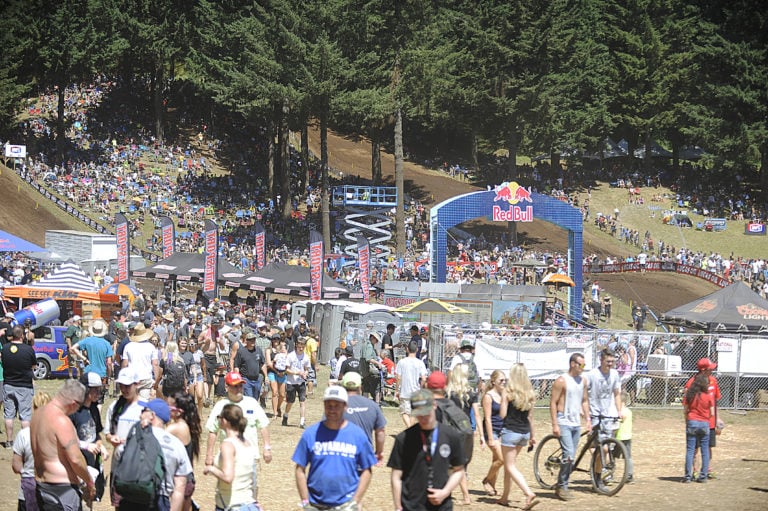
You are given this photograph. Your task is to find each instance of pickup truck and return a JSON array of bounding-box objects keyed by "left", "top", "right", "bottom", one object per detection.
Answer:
[{"left": 31, "top": 325, "right": 70, "bottom": 379}]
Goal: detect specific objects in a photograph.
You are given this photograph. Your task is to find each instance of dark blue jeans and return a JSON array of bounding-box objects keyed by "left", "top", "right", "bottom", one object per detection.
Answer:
[{"left": 243, "top": 376, "right": 262, "bottom": 400}]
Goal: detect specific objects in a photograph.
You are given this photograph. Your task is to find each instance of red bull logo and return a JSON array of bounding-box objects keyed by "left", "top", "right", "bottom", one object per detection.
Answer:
[{"left": 492, "top": 182, "right": 533, "bottom": 222}]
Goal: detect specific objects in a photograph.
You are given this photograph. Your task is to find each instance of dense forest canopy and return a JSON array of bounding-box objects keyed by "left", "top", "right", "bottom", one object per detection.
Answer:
[{"left": 0, "top": 0, "right": 766, "bottom": 252}]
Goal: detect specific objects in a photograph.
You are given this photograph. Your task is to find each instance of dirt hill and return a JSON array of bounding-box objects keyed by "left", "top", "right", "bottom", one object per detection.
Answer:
[
  {"left": 0, "top": 128, "right": 717, "bottom": 315},
  {"left": 0, "top": 164, "right": 89, "bottom": 245}
]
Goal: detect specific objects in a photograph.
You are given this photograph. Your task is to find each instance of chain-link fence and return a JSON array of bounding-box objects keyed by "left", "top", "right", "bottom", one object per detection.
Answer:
[{"left": 425, "top": 325, "right": 768, "bottom": 410}]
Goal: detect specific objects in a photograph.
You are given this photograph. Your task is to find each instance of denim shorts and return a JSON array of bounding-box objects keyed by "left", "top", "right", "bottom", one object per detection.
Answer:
[{"left": 500, "top": 428, "right": 530, "bottom": 447}]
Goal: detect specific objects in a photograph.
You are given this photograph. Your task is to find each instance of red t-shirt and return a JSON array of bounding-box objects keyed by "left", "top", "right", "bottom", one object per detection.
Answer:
[
  {"left": 684, "top": 392, "right": 714, "bottom": 423},
  {"left": 684, "top": 374, "right": 721, "bottom": 428}
]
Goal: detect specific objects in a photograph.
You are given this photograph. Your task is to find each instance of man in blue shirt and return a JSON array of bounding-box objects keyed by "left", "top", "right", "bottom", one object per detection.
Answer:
[
  {"left": 71, "top": 319, "right": 114, "bottom": 383},
  {"left": 293, "top": 386, "right": 376, "bottom": 510}
]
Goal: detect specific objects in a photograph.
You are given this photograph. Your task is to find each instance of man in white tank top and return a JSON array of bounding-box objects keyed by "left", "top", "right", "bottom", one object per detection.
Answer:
[{"left": 549, "top": 353, "right": 590, "bottom": 501}]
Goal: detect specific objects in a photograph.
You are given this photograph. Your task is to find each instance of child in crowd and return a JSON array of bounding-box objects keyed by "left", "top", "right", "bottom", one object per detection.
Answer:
[
  {"left": 616, "top": 391, "right": 634, "bottom": 482},
  {"left": 329, "top": 347, "right": 343, "bottom": 384}
]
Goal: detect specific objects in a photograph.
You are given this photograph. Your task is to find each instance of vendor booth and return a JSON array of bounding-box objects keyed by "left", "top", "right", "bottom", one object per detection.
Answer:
[{"left": 3, "top": 261, "right": 120, "bottom": 321}]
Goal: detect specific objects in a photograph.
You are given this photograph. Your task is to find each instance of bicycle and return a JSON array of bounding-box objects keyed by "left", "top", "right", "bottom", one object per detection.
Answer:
[{"left": 533, "top": 416, "right": 629, "bottom": 496}]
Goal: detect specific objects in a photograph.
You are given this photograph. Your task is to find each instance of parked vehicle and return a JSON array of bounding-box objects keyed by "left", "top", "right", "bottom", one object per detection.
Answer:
[{"left": 31, "top": 325, "right": 69, "bottom": 379}]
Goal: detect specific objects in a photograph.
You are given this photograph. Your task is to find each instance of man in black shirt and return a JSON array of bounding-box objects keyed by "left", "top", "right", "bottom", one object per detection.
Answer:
[
  {"left": 2, "top": 325, "right": 36, "bottom": 447},
  {"left": 338, "top": 346, "right": 361, "bottom": 378},
  {"left": 70, "top": 372, "right": 108, "bottom": 501},
  {"left": 389, "top": 389, "right": 465, "bottom": 511},
  {"left": 233, "top": 330, "right": 267, "bottom": 399}
]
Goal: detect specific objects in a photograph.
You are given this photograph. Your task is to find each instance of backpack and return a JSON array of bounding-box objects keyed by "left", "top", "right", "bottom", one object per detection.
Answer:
[
  {"left": 112, "top": 422, "right": 165, "bottom": 506},
  {"left": 435, "top": 398, "right": 474, "bottom": 465},
  {"left": 162, "top": 359, "right": 187, "bottom": 391},
  {"left": 462, "top": 354, "right": 480, "bottom": 389}
]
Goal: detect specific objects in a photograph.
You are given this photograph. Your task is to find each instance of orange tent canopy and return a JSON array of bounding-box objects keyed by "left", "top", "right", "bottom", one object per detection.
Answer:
[{"left": 3, "top": 286, "right": 120, "bottom": 303}]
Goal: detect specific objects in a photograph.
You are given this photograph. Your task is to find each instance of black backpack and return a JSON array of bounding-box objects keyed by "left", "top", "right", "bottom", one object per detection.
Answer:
[
  {"left": 436, "top": 397, "right": 474, "bottom": 465},
  {"left": 162, "top": 359, "right": 187, "bottom": 391},
  {"left": 112, "top": 422, "right": 165, "bottom": 506}
]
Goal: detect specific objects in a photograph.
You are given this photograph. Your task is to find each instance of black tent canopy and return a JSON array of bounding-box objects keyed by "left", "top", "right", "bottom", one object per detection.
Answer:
[
  {"left": 132, "top": 252, "right": 246, "bottom": 283},
  {"left": 224, "top": 262, "right": 357, "bottom": 298},
  {"left": 661, "top": 282, "right": 768, "bottom": 334}
]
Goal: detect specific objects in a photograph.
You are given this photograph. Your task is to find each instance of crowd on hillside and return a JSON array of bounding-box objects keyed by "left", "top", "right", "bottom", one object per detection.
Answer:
[{"left": 5, "top": 78, "right": 768, "bottom": 297}]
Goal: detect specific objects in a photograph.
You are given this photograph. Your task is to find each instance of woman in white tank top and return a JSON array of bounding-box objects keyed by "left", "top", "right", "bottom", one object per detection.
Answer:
[{"left": 204, "top": 404, "right": 260, "bottom": 511}]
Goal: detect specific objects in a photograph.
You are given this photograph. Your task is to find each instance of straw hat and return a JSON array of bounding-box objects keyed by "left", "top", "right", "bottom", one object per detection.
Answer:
[
  {"left": 89, "top": 319, "right": 108, "bottom": 337},
  {"left": 130, "top": 323, "right": 154, "bottom": 342}
]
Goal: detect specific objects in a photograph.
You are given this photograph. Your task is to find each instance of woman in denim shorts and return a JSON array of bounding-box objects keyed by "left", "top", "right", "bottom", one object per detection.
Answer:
[
  {"left": 481, "top": 369, "right": 507, "bottom": 496},
  {"left": 497, "top": 363, "right": 539, "bottom": 510}
]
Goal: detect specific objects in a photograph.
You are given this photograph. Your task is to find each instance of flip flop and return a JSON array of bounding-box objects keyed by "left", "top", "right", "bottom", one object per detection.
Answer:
[{"left": 523, "top": 496, "right": 539, "bottom": 511}]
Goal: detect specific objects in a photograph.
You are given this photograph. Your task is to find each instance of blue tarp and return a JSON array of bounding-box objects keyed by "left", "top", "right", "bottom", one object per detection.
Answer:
[{"left": 0, "top": 230, "right": 45, "bottom": 252}]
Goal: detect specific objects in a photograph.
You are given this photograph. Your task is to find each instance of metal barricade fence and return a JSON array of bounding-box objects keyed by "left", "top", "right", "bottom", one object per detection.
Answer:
[{"left": 424, "top": 325, "right": 768, "bottom": 410}]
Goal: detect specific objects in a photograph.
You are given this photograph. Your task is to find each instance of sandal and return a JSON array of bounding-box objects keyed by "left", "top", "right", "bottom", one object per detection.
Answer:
[
  {"left": 523, "top": 495, "right": 539, "bottom": 511},
  {"left": 481, "top": 478, "right": 497, "bottom": 496}
]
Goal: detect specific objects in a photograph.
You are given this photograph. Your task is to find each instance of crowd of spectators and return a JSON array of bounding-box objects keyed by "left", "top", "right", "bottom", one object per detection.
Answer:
[{"left": 4, "top": 79, "right": 768, "bottom": 302}]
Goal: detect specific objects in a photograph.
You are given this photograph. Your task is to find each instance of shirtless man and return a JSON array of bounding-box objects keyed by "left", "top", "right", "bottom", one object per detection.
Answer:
[
  {"left": 31, "top": 379, "right": 94, "bottom": 511},
  {"left": 198, "top": 316, "right": 226, "bottom": 405}
]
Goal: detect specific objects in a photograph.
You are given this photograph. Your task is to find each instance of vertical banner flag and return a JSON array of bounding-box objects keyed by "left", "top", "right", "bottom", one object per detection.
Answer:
[
  {"left": 115, "top": 213, "right": 130, "bottom": 283},
  {"left": 357, "top": 235, "right": 371, "bottom": 304},
  {"left": 203, "top": 220, "right": 219, "bottom": 299},
  {"left": 309, "top": 230, "right": 324, "bottom": 301},
  {"left": 253, "top": 221, "right": 266, "bottom": 270},
  {"left": 159, "top": 216, "right": 175, "bottom": 259}
]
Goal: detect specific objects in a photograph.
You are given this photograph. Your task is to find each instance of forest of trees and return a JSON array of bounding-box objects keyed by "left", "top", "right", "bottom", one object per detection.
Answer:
[{"left": 0, "top": 0, "right": 765, "bottom": 255}]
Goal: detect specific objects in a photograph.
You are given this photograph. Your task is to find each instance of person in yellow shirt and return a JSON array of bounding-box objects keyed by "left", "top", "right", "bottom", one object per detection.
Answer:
[{"left": 305, "top": 327, "right": 319, "bottom": 396}]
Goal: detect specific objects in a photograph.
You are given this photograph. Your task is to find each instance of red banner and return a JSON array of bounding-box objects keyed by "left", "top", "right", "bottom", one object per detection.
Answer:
[
  {"left": 203, "top": 220, "right": 218, "bottom": 298},
  {"left": 357, "top": 235, "right": 370, "bottom": 304},
  {"left": 160, "top": 216, "right": 175, "bottom": 259},
  {"left": 115, "top": 213, "right": 130, "bottom": 283},
  {"left": 309, "top": 230, "right": 323, "bottom": 301},
  {"left": 254, "top": 222, "right": 266, "bottom": 270}
]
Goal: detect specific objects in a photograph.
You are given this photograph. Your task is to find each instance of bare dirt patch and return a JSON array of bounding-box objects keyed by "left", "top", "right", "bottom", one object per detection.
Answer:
[{"left": 3, "top": 376, "right": 765, "bottom": 511}]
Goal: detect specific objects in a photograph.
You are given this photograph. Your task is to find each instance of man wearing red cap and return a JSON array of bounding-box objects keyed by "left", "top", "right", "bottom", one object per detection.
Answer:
[
  {"left": 684, "top": 358, "right": 722, "bottom": 478},
  {"left": 204, "top": 371, "right": 272, "bottom": 500}
]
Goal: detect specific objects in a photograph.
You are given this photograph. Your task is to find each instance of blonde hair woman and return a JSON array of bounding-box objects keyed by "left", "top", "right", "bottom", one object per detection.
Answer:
[
  {"left": 497, "top": 363, "right": 538, "bottom": 510},
  {"left": 481, "top": 369, "right": 506, "bottom": 496},
  {"left": 157, "top": 340, "right": 187, "bottom": 397},
  {"left": 446, "top": 363, "right": 484, "bottom": 505}
]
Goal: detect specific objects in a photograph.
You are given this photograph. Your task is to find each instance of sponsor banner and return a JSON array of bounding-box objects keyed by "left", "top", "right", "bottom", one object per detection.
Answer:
[
  {"left": 159, "top": 216, "right": 175, "bottom": 259},
  {"left": 357, "top": 235, "right": 370, "bottom": 304},
  {"left": 384, "top": 296, "right": 417, "bottom": 308},
  {"left": 309, "top": 230, "right": 323, "bottom": 301},
  {"left": 4, "top": 144, "right": 26, "bottom": 158},
  {"left": 115, "top": 213, "right": 130, "bottom": 283},
  {"left": 254, "top": 222, "right": 266, "bottom": 269},
  {"left": 745, "top": 222, "right": 766, "bottom": 235},
  {"left": 490, "top": 182, "right": 534, "bottom": 222},
  {"left": 203, "top": 220, "right": 218, "bottom": 298},
  {"left": 584, "top": 262, "right": 729, "bottom": 288}
]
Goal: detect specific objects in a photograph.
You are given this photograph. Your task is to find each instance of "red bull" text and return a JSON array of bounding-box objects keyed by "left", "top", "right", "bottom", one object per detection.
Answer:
[{"left": 491, "top": 181, "right": 534, "bottom": 222}]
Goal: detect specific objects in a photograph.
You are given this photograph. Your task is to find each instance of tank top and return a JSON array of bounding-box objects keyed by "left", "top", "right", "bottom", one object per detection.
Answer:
[
  {"left": 502, "top": 401, "right": 531, "bottom": 433},
  {"left": 558, "top": 373, "right": 584, "bottom": 428},
  {"left": 215, "top": 437, "right": 257, "bottom": 509},
  {"left": 488, "top": 396, "right": 504, "bottom": 434}
]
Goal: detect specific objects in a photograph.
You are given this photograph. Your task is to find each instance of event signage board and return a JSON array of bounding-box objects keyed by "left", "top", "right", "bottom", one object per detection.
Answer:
[
  {"left": 491, "top": 182, "right": 534, "bottom": 222},
  {"left": 115, "top": 214, "right": 130, "bottom": 283}
]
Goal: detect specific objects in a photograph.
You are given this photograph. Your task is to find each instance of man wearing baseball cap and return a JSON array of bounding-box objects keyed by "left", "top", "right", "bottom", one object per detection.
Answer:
[
  {"left": 204, "top": 371, "right": 272, "bottom": 495},
  {"left": 136, "top": 398, "right": 193, "bottom": 511},
  {"left": 64, "top": 315, "right": 83, "bottom": 379},
  {"left": 342, "top": 372, "right": 387, "bottom": 464},
  {"left": 293, "top": 386, "right": 377, "bottom": 510},
  {"left": 684, "top": 357, "right": 722, "bottom": 478},
  {"left": 388, "top": 389, "right": 466, "bottom": 511}
]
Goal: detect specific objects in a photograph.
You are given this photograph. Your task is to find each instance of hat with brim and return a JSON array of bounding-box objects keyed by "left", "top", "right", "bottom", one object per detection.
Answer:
[
  {"left": 410, "top": 389, "right": 435, "bottom": 416},
  {"left": 162, "top": 312, "right": 174, "bottom": 322},
  {"left": 323, "top": 386, "right": 348, "bottom": 403},
  {"left": 369, "top": 331, "right": 382, "bottom": 343},
  {"left": 89, "top": 319, "right": 108, "bottom": 337},
  {"left": 115, "top": 368, "right": 139, "bottom": 385},
  {"left": 129, "top": 323, "right": 154, "bottom": 342}
]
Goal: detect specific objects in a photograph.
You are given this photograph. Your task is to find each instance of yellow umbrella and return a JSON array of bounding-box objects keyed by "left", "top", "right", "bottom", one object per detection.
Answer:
[
  {"left": 541, "top": 273, "right": 575, "bottom": 288},
  {"left": 394, "top": 298, "right": 472, "bottom": 331},
  {"left": 394, "top": 298, "right": 472, "bottom": 314}
]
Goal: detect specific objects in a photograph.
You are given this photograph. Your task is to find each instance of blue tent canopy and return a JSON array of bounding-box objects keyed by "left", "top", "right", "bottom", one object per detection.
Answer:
[{"left": 0, "top": 230, "right": 45, "bottom": 252}]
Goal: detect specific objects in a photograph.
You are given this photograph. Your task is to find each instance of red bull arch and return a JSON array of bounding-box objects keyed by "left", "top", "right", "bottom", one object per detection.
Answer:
[{"left": 429, "top": 183, "right": 584, "bottom": 319}]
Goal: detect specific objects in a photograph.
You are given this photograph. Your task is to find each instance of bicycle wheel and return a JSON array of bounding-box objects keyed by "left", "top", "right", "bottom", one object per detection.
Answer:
[
  {"left": 533, "top": 434, "right": 563, "bottom": 490},
  {"left": 590, "top": 438, "right": 628, "bottom": 496}
]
